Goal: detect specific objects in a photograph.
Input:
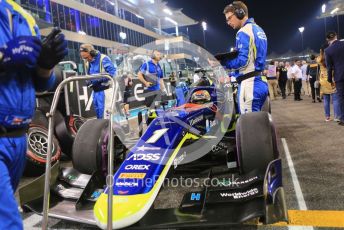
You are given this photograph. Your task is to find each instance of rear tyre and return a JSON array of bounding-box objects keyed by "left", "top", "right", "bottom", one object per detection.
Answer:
[{"left": 236, "top": 111, "right": 276, "bottom": 174}]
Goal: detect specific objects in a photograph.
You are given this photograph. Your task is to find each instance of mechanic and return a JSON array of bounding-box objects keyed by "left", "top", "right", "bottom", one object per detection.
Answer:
[
  {"left": 80, "top": 43, "right": 116, "bottom": 119},
  {"left": 137, "top": 50, "right": 167, "bottom": 108},
  {"left": 223, "top": 1, "right": 268, "bottom": 113},
  {"left": 0, "top": 1, "right": 67, "bottom": 229}
]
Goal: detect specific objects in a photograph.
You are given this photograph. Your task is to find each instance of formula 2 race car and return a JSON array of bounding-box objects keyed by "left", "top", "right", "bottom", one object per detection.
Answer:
[{"left": 19, "top": 74, "right": 287, "bottom": 229}]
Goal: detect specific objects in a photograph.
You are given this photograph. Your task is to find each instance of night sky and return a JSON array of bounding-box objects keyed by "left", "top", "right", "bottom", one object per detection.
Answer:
[{"left": 166, "top": 0, "right": 342, "bottom": 56}]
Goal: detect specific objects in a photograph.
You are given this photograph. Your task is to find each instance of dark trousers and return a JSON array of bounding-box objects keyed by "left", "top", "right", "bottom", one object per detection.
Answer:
[
  {"left": 144, "top": 89, "right": 162, "bottom": 108},
  {"left": 278, "top": 79, "right": 287, "bottom": 98},
  {"left": 310, "top": 79, "right": 320, "bottom": 100},
  {"left": 293, "top": 79, "right": 302, "bottom": 100},
  {"left": 336, "top": 81, "right": 344, "bottom": 122}
]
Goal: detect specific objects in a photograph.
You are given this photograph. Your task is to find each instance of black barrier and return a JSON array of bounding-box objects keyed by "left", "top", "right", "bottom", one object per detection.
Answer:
[{"left": 39, "top": 76, "right": 176, "bottom": 119}]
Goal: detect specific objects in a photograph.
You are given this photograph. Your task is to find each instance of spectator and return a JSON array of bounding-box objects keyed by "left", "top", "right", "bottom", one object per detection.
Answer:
[
  {"left": 80, "top": 43, "right": 116, "bottom": 119},
  {"left": 325, "top": 31, "right": 344, "bottom": 126},
  {"left": 0, "top": 2, "right": 67, "bottom": 228},
  {"left": 291, "top": 59, "right": 303, "bottom": 101},
  {"left": 301, "top": 60, "right": 310, "bottom": 96},
  {"left": 267, "top": 61, "right": 278, "bottom": 100},
  {"left": 277, "top": 62, "right": 288, "bottom": 99},
  {"left": 307, "top": 54, "right": 321, "bottom": 103},
  {"left": 286, "top": 61, "right": 294, "bottom": 96},
  {"left": 318, "top": 44, "right": 339, "bottom": 122}
]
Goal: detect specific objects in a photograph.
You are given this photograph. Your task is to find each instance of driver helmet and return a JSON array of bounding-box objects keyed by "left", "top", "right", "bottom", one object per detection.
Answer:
[{"left": 191, "top": 90, "right": 211, "bottom": 104}]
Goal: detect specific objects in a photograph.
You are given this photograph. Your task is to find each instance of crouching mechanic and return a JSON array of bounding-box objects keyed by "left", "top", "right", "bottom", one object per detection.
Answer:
[
  {"left": 80, "top": 44, "right": 116, "bottom": 119},
  {"left": 223, "top": 1, "right": 268, "bottom": 113},
  {"left": 0, "top": 1, "right": 67, "bottom": 229}
]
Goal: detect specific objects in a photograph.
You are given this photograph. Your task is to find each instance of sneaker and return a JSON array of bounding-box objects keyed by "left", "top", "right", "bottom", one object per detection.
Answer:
[
  {"left": 325, "top": 117, "right": 331, "bottom": 122},
  {"left": 334, "top": 118, "right": 341, "bottom": 122}
]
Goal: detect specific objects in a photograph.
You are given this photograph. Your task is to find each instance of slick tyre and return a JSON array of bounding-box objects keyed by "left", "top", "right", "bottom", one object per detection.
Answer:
[
  {"left": 72, "top": 119, "right": 108, "bottom": 174},
  {"left": 236, "top": 111, "right": 276, "bottom": 175},
  {"left": 24, "top": 124, "right": 61, "bottom": 176},
  {"left": 55, "top": 115, "right": 86, "bottom": 156}
]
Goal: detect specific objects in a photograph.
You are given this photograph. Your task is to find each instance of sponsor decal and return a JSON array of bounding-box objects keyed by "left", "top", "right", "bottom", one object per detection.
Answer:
[
  {"left": 189, "top": 115, "right": 203, "bottom": 126},
  {"left": 173, "top": 152, "right": 186, "bottom": 169},
  {"left": 190, "top": 193, "right": 201, "bottom": 201},
  {"left": 220, "top": 188, "right": 259, "bottom": 199},
  {"left": 231, "top": 176, "right": 259, "bottom": 186},
  {"left": 126, "top": 153, "right": 161, "bottom": 161},
  {"left": 136, "top": 145, "right": 161, "bottom": 152},
  {"left": 12, "top": 44, "right": 33, "bottom": 54},
  {"left": 118, "top": 190, "right": 129, "bottom": 195},
  {"left": 118, "top": 173, "right": 146, "bottom": 179},
  {"left": 134, "top": 84, "right": 145, "bottom": 101},
  {"left": 124, "top": 165, "right": 150, "bottom": 170},
  {"left": 116, "top": 181, "right": 139, "bottom": 187},
  {"left": 257, "top": 31, "right": 267, "bottom": 40}
]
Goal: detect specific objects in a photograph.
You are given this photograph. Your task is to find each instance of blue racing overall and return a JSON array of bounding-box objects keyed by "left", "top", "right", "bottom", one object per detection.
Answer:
[
  {"left": 85, "top": 52, "right": 116, "bottom": 119},
  {"left": 226, "top": 18, "right": 268, "bottom": 113},
  {"left": 0, "top": 1, "right": 56, "bottom": 229}
]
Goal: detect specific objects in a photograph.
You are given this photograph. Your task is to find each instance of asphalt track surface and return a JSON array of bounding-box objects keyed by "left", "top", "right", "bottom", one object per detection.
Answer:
[{"left": 19, "top": 95, "right": 344, "bottom": 229}]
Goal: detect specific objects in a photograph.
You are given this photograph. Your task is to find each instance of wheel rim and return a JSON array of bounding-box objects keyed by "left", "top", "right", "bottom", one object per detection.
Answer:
[{"left": 28, "top": 129, "right": 55, "bottom": 161}]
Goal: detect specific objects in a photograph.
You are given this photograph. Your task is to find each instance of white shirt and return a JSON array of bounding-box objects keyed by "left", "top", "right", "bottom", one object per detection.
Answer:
[
  {"left": 287, "top": 66, "right": 293, "bottom": 79},
  {"left": 291, "top": 65, "right": 303, "bottom": 80},
  {"left": 301, "top": 64, "right": 308, "bottom": 81}
]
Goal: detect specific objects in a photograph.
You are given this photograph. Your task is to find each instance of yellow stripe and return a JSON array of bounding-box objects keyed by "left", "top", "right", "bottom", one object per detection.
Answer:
[
  {"left": 6, "top": 0, "right": 37, "bottom": 36},
  {"left": 94, "top": 132, "right": 199, "bottom": 225},
  {"left": 272, "top": 210, "right": 344, "bottom": 228}
]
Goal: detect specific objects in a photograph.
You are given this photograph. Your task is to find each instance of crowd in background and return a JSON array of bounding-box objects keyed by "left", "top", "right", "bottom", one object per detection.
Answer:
[{"left": 265, "top": 31, "right": 344, "bottom": 124}]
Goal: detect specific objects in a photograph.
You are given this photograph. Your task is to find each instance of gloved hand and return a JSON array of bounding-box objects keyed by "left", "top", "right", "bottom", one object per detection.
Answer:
[
  {"left": 37, "top": 28, "right": 68, "bottom": 69},
  {"left": 0, "top": 36, "right": 41, "bottom": 71}
]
